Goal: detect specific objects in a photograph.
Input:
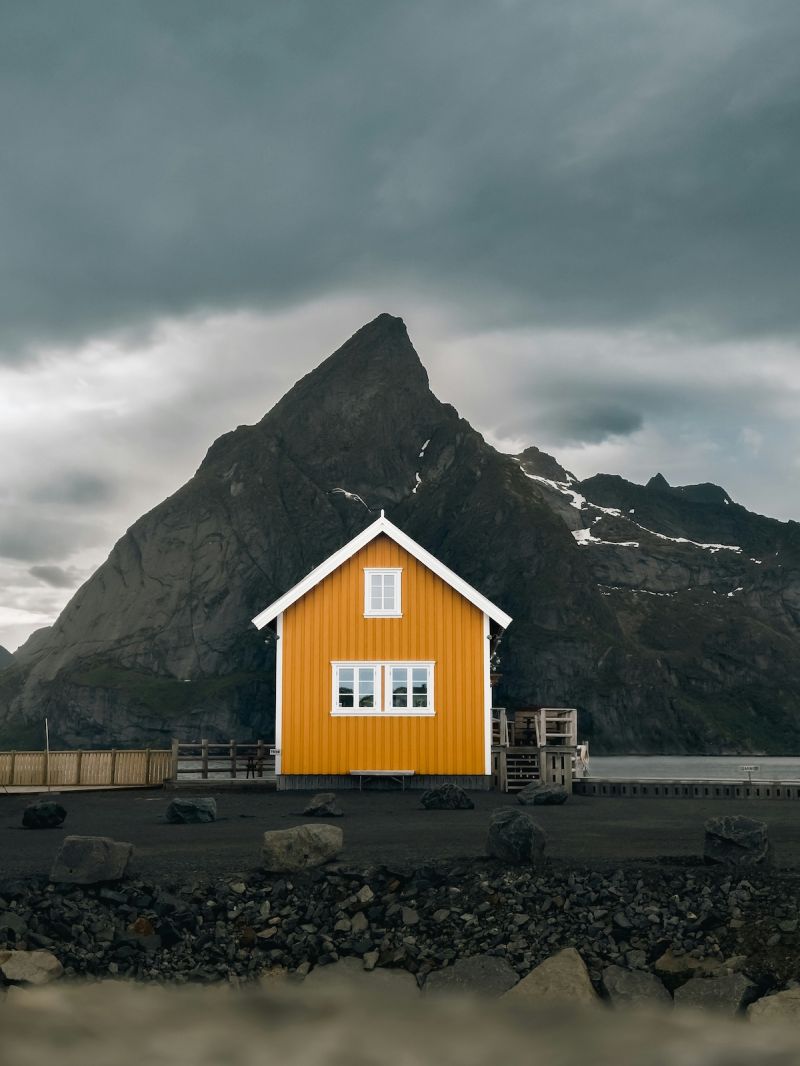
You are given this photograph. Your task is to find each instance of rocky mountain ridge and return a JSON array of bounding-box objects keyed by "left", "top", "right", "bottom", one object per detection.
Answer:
[{"left": 1, "top": 314, "right": 798, "bottom": 753}]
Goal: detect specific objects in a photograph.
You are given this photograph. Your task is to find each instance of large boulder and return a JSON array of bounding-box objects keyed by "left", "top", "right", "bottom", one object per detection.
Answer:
[
  {"left": 601, "top": 965, "right": 671, "bottom": 1007},
  {"left": 504, "top": 948, "right": 599, "bottom": 1007},
  {"left": 516, "top": 782, "right": 568, "bottom": 806},
  {"left": 50, "top": 835, "right": 133, "bottom": 884},
  {"left": 486, "top": 808, "right": 546, "bottom": 865},
  {"left": 703, "top": 816, "right": 770, "bottom": 867},
  {"left": 165, "top": 797, "right": 217, "bottom": 824},
  {"left": 748, "top": 988, "right": 800, "bottom": 1022},
  {"left": 262, "top": 824, "right": 343, "bottom": 872},
  {"left": 425, "top": 955, "right": 518, "bottom": 997},
  {"left": 22, "top": 800, "right": 67, "bottom": 829},
  {"left": 673, "top": 974, "right": 757, "bottom": 1015},
  {"left": 303, "top": 793, "right": 343, "bottom": 817},
  {"left": 0, "top": 949, "right": 63, "bottom": 985},
  {"left": 420, "top": 783, "right": 474, "bottom": 810}
]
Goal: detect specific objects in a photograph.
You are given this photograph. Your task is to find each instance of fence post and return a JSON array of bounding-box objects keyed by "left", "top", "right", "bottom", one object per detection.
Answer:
[
  {"left": 170, "top": 738, "right": 180, "bottom": 782},
  {"left": 230, "top": 739, "right": 237, "bottom": 779},
  {"left": 75, "top": 750, "right": 83, "bottom": 785},
  {"left": 144, "top": 748, "right": 152, "bottom": 785},
  {"left": 201, "top": 738, "right": 209, "bottom": 780},
  {"left": 256, "top": 739, "right": 265, "bottom": 778},
  {"left": 9, "top": 751, "right": 16, "bottom": 787},
  {"left": 109, "top": 749, "right": 118, "bottom": 786}
]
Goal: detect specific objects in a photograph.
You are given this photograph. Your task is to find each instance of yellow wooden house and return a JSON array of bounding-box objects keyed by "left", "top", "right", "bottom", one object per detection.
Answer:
[{"left": 251, "top": 512, "right": 512, "bottom": 790}]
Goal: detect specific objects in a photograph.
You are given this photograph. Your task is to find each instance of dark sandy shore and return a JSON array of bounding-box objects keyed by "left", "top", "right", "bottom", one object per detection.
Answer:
[{"left": 2, "top": 787, "right": 799, "bottom": 882}]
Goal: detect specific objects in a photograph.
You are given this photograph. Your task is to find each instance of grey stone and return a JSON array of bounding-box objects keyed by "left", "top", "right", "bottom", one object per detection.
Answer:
[
  {"left": 516, "top": 782, "right": 569, "bottom": 806},
  {"left": 703, "top": 816, "right": 770, "bottom": 867},
  {"left": 503, "top": 948, "right": 599, "bottom": 1007},
  {"left": 425, "top": 954, "right": 518, "bottom": 997},
  {"left": 748, "top": 988, "right": 800, "bottom": 1022},
  {"left": 674, "top": 974, "right": 757, "bottom": 1015},
  {"left": 22, "top": 800, "right": 67, "bottom": 829},
  {"left": 602, "top": 965, "right": 672, "bottom": 1007},
  {"left": 262, "top": 824, "right": 343, "bottom": 872},
  {"left": 165, "top": 797, "right": 217, "bottom": 824},
  {"left": 50, "top": 835, "right": 133, "bottom": 884},
  {"left": 486, "top": 808, "right": 546, "bottom": 865},
  {"left": 303, "top": 793, "right": 343, "bottom": 817},
  {"left": 0, "top": 949, "right": 63, "bottom": 985},
  {"left": 420, "top": 783, "right": 474, "bottom": 810},
  {"left": 0, "top": 912, "right": 28, "bottom": 938}
]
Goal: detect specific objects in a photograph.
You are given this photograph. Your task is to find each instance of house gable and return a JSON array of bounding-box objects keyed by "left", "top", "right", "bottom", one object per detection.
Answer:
[{"left": 251, "top": 513, "right": 512, "bottom": 631}]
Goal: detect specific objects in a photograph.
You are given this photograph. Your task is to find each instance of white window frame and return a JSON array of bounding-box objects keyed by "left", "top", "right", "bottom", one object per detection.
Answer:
[
  {"left": 330, "top": 661, "right": 435, "bottom": 716},
  {"left": 363, "top": 568, "right": 402, "bottom": 617},
  {"left": 384, "top": 661, "right": 435, "bottom": 715},
  {"left": 331, "top": 662, "right": 381, "bottom": 715}
]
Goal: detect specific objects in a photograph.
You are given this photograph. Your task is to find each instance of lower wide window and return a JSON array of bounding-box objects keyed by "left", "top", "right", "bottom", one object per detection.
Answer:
[{"left": 331, "top": 662, "right": 434, "bottom": 715}]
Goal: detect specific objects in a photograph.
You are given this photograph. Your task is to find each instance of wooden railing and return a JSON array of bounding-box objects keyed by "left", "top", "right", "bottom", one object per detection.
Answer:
[
  {"left": 171, "top": 739, "right": 276, "bottom": 781},
  {"left": 0, "top": 748, "right": 172, "bottom": 788}
]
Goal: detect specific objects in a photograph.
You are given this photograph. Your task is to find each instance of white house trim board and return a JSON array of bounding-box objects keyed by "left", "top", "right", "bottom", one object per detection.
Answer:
[
  {"left": 483, "top": 612, "right": 491, "bottom": 775},
  {"left": 251, "top": 514, "right": 512, "bottom": 630},
  {"left": 274, "top": 611, "right": 283, "bottom": 775}
]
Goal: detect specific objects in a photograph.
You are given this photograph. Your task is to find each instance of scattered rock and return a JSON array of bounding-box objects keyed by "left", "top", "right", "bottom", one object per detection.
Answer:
[
  {"left": 516, "top": 782, "right": 568, "bottom": 806},
  {"left": 425, "top": 955, "right": 518, "bottom": 997},
  {"left": 304, "top": 956, "right": 418, "bottom": 993},
  {"left": 486, "top": 808, "right": 546, "bottom": 865},
  {"left": 0, "top": 912, "right": 28, "bottom": 939},
  {"left": 262, "top": 824, "right": 343, "bottom": 872},
  {"left": 504, "top": 948, "right": 599, "bottom": 1007},
  {"left": 0, "top": 949, "right": 63, "bottom": 985},
  {"left": 50, "top": 835, "right": 133, "bottom": 885},
  {"left": 420, "top": 783, "right": 474, "bottom": 810},
  {"left": 674, "top": 974, "right": 757, "bottom": 1015},
  {"left": 22, "top": 800, "right": 67, "bottom": 830},
  {"left": 703, "top": 816, "right": 770, "bottom": 868},
  {"left": 654, "top": 949, "right": 721, "bottom": 980},
  {"left": 303, "top": 793, "right": 343, "bottom": 817},
  {"left": 748, "top": 988, "right": 800, "bottom": 1022},
  {"left": 602, "top": 965, "right": 672, "bottom": 1007},
  {"left": 165, "top": 797, "right": 217, "bottom": 824}
]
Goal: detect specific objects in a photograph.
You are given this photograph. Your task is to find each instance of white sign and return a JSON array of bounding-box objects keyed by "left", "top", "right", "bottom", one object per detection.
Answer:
[
  {"left": 269, "top": 747, "right": 280, "bottom": 756},
  {"left": 739, "top": 765, "right": 760, "bottom": 772}
]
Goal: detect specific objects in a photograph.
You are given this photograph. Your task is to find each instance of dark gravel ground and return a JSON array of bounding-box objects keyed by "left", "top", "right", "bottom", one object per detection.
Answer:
[{"left": 2, "top": 787, "right": 800, "bottom": 882}]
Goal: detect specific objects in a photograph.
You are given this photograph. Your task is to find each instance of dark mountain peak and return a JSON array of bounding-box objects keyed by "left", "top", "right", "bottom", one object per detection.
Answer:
[
  {"left": 515, "top": 446, "right": 575, "bottom": 483},
  {"left": 646, "top": 473, "right": 671, "bottom": 492},
  {"left": 263, "top": 313, "right": 428, "bottom": 426},
  {"left": 0, "top": 645, "right": 13, "bottom": 669}
]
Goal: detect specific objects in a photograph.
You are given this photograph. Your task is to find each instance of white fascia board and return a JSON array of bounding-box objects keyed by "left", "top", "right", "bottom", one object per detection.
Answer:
[{"left": 251, "top": 514, "right": 512, "bottom": 630}]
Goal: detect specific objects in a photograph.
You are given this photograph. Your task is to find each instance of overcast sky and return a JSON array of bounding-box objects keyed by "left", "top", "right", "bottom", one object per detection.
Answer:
[{"left": 2, "top": 1, "right": 799, "bottom": 651}]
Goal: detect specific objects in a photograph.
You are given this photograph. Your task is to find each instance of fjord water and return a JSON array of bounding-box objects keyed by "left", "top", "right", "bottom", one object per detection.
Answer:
[{"left": 590, "top": 755, "right": 800, "bottom": 780}]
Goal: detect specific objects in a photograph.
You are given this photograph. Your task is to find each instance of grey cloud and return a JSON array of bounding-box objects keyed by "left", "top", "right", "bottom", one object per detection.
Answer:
[
  {"left": 0, "top": 513, "right": 104, "bottom": 563},
  {"left": 30, "top": 472, "right": 116, "bottom": 507},
  {"left": 28, "top": 565, "right": 78, "bottom": 589},
  {"left": 1, "top": 1, "right": 800, "bottom": 360}
]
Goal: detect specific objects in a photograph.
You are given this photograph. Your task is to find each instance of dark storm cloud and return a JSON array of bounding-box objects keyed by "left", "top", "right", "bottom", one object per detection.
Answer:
[
  {"left": 1, "top": 0, "right": 799, "bottom": 360},
  {"left": 0, "top": 512, "right": 102, "bottom": 563}
]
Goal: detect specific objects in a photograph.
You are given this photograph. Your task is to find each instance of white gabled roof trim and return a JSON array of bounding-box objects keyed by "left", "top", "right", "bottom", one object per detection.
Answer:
[{"left": 251, "top": 514, "right": 512, "bottom": 630}]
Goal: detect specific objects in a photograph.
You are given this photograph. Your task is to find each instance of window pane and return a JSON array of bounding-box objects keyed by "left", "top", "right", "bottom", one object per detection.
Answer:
[
  {"left": 358, "top": 667, "right": 375, "bottom": 707},
  {"left": 392, "top": 666, "right": 407, "bottom": 708},
  {"left": 338, "top": 667, "right": 354, "bottom": 708},
  {"left": 382, "top": 573, "right": 396, "bottom": 610},
  {"left": 412, "top": 667, "right": 428, "bottom": 707}
]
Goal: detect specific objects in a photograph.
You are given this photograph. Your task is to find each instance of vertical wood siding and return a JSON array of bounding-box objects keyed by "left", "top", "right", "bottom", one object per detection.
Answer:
[{"left": 281, "top": 534, "right": 485, "bottom": 775}]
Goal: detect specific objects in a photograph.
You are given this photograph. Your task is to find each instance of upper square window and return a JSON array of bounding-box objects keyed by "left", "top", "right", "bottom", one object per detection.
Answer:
[{"left": 364, "top": 568, "right": 402, "bottom": 617}]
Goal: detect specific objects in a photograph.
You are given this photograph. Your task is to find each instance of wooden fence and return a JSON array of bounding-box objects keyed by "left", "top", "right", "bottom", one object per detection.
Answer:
[
  {"left": 0, "top": 748, "right": 172, "bottom": 788},
  {"left": 172, "top": 740, "right": 275, "bottom": 781}
]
